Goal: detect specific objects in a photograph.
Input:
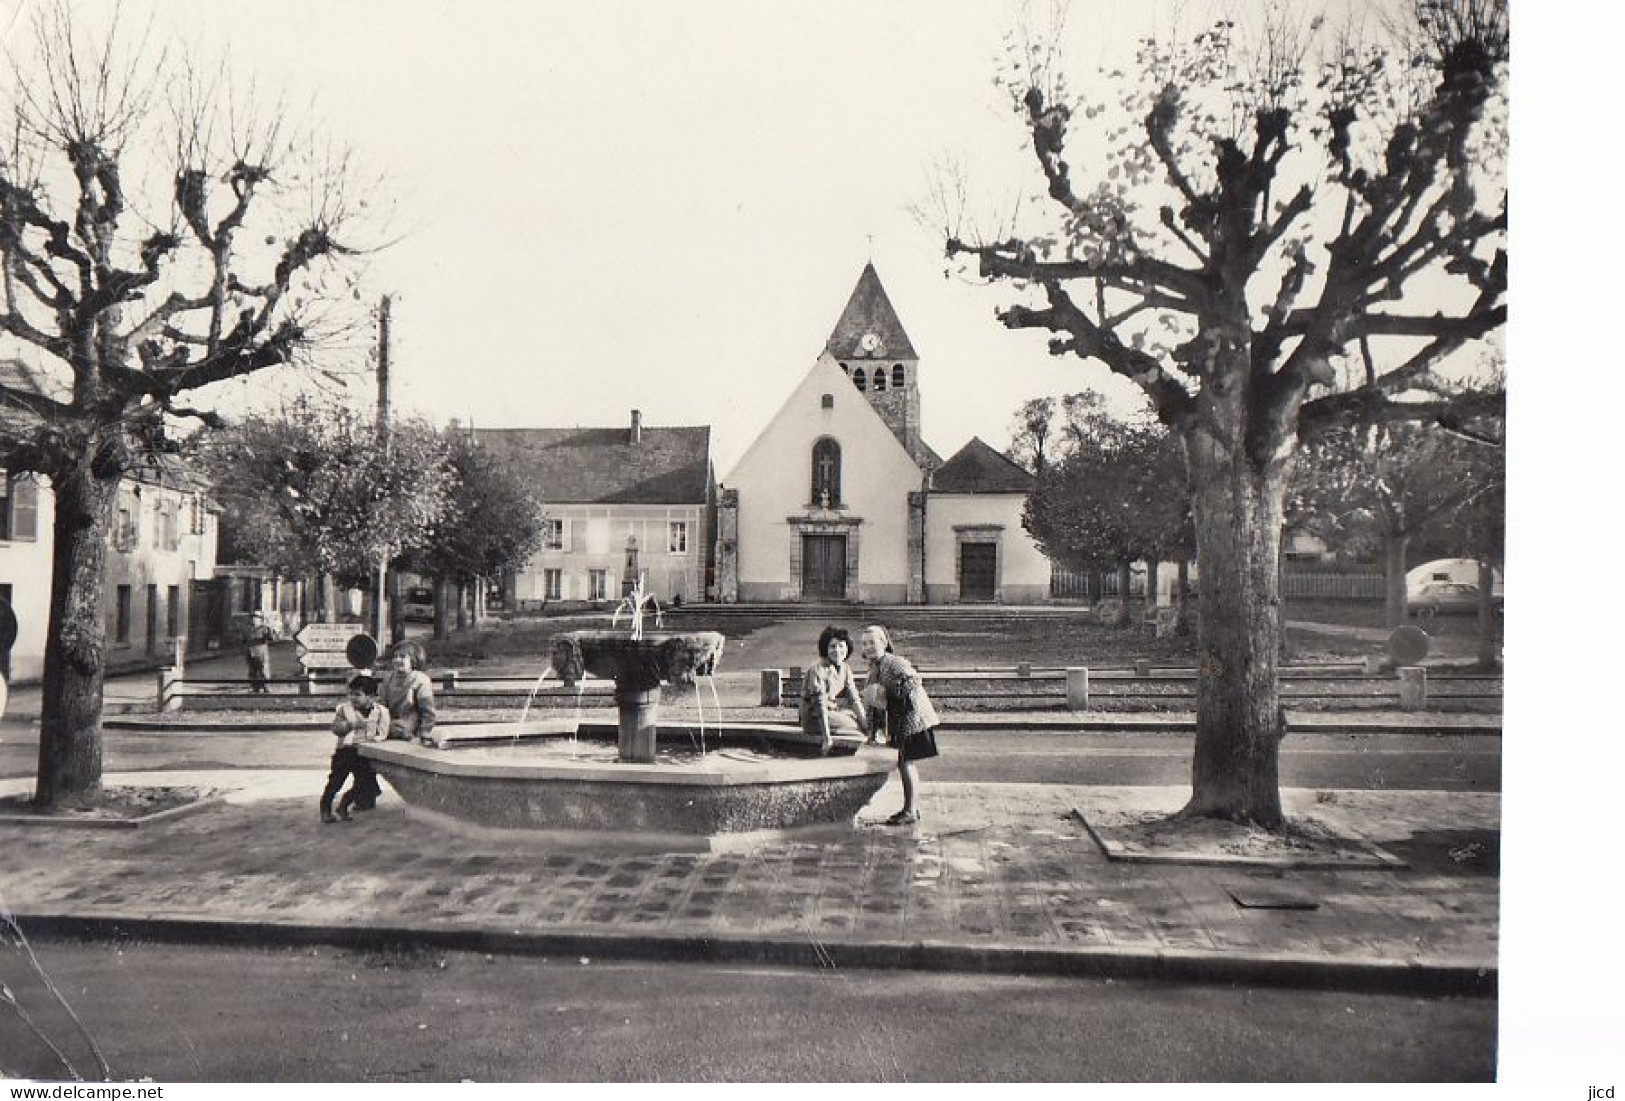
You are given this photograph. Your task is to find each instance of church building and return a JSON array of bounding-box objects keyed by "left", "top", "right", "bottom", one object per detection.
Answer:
[{"left": 715, "top": 263, "right": 1051, "bottom": 604}]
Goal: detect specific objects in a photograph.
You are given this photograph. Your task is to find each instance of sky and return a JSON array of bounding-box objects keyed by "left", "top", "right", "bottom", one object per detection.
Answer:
[
  {"left": 1, "top": 0, "right": 1621, "bottom": 1083},
  {"left": 2, "top": 0, "right": 1173, "bottom": 474}
]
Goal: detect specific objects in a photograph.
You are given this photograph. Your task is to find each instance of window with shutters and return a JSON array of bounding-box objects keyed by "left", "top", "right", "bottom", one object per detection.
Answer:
[
  {"left": 161, "top": 497, "right": 181, "bottom": 550},
  {"left": 0, "top": 474, "right": 38, "bottom": 541},
  {"left": 115, "top": 585, "right": 132, "bottom": 643},
  {"left": 116, "top": 492, "right": 139, "bottom": 550}
]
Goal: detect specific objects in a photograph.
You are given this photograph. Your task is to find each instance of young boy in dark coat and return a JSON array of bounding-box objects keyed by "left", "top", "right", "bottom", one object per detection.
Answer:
[{"left": 320, "top": 674, "right": 389, "bottom": 823}]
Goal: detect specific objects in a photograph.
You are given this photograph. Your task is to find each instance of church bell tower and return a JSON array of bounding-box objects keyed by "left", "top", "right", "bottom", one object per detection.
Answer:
[{"left": 819, "top": 262, "right": 928, "bottom": 468}]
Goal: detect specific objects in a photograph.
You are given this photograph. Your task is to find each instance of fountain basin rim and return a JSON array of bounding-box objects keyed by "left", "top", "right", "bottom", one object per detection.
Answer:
[
  {"left": 362, "top": 740, "right": 894, "bottom": 786},
  {"left": 557, "top": 629, "right": 727, "bottom": 643}
]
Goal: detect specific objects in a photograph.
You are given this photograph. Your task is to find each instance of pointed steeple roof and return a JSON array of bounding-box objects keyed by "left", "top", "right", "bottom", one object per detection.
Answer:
[{"left": 823, "top": 262, "right": 918, "bottom": 360}]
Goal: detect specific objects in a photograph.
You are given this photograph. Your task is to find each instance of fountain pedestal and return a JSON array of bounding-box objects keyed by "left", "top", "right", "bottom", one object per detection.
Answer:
[
  {"left": 552, "top": 630, "right": 725, "bottom": 764},
  {"left": 616, "top": 686, "right": 660, "bottom": 762}
]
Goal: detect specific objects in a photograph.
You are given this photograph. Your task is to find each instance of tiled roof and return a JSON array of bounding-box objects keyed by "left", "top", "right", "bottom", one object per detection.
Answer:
[
  {"left": 931, "top": 437, "right": 1034, "bottom": 494},
  {"left": 474, "top": 423, "right": 711, "bottom": 505},
  {"left": 0, "top": 359, "right": 51, "bottom": 438},
  {"left": 823, "top": 262, "right": 918, "bottom": 361}
]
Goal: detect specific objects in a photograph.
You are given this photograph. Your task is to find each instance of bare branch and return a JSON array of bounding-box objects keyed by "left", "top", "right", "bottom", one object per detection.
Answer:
[
  {"left": 997, "top": 282, "right": 1196, "bottom": 421},
  {"left": 947, "top": 235, "right": 1204, "bottom": 305}
]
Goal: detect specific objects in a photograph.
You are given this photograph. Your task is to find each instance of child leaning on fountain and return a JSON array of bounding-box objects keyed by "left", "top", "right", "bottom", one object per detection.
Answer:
[
  {"left": 382, "top": 643, "right": 439, "bottom": 747},
  {"left": 320, "top": 674, "right": 389, "bottom": 824}
]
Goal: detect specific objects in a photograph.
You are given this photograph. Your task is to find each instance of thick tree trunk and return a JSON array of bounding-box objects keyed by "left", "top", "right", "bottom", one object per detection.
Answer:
[
  {"left": 455, "top": 582, "right": 469, "bottom": 631},
  {"left": 1476, "top": 557, "right": 1499, "bottom": 670},
  {"left": 1175, "top": 559, "right": 1192, "bottom": 636},
  {"left": 1383, "top": 532, "right": 1409, "bottom": 628},
  {"left": 34, "top": 464, "right": 118, "bottom": 810},
  {"left": 388, "top": 568, "right": 405, "bottom": 646},
  {"left": 1114, "top": 560, "right": 1133, "bottom": 628},
  {"left": 432, "top": 577, "right": 450, "bottom": 640},
  {"left": 1181, "top": 433, "right": 1289, "bottom": 829},
  {"left": 1145, "top": 559, "right": 1161, "bottom": 613}
]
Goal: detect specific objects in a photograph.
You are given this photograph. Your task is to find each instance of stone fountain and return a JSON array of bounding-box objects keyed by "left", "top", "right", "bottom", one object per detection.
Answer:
[
  {"left": 549, "top": 629, "right": 723, "bottom": 764},
  {"left": 360, "top": 583, "right": 891, "bottom": 849}
]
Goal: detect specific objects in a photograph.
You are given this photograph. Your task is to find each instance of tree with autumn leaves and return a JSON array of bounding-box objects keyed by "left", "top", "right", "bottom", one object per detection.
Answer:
[
  {"left": 946, "top": 1, "right": 1506, "bottom": 827},
  {"left": 201, "top": 399, "right": 455, "bottom": 612},
  {"left": 203, "top": 403, "right": 544, "bottom": 641},
  {"left": 1018, "top": 393, "right": 1193, "bottom": 630}
]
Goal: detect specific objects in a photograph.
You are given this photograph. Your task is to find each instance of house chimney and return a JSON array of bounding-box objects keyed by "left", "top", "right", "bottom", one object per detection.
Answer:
[{"left": 630, "top": 409, "right": 643, "bottom": 444}]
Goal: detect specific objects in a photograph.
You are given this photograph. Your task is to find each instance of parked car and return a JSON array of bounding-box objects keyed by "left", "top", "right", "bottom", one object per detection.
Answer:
[
  {"left": 403, "top": 586, "right": 436, "bottom": 623},
  {"left": 1409, "top": 580, "right": 1501, "bottom": 617}
]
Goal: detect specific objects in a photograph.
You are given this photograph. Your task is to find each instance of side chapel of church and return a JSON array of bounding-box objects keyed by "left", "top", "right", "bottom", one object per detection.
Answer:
[{"left": 715, "top": 263, "right": 1052, "bottom": 604}]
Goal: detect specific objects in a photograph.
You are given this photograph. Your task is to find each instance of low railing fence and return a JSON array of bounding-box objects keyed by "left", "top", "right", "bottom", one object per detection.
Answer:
[
  {"left": 156, "top": 669, "right": 618, "bottom": 713},
  {"left": 151, "top": 662, "right": 1501, "bottom": 715},
  {"left": 763, "top": 662, "right": 1501, "bottom": 713}
]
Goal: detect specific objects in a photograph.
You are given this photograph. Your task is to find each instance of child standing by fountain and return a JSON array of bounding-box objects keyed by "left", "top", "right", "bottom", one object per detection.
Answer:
[
  {"left": 321, "top": 674, "right": 389, "bottom": 823},
  {"left": 859, "top": 624, "right": 941, "bottom": 826}
]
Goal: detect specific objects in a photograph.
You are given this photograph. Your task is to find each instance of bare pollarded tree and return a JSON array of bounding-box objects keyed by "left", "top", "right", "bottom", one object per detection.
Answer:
[
  {"left": 945, "top": 0, "right": 1507, "bottom": 827},
  {"left": 0, "top": 4, "right": 380, "bottom": 808}
]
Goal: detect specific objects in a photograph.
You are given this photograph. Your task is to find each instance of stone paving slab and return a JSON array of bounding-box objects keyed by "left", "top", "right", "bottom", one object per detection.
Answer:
[{"left": 0, "top": 772, "right": 1499, "bottom": 993}]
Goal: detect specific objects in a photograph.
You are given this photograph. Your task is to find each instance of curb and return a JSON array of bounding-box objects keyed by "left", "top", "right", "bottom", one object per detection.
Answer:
[
  {"left": 102, "top": 715, "right": 1503, "bottom": 737},
  {"left": 11, "top": 911, "right": 1497, "bottom": 998},
  {"left": 0, "top": 794, "right": 225, "bottom": 831},
  {"left": 941, "top": 716, "right": 1502, "bottom": 736}
]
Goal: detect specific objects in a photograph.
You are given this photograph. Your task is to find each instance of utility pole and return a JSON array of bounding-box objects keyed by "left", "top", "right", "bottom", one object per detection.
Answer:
[{"left": 374, "top": 294, "right": 392, "bottom": 644}]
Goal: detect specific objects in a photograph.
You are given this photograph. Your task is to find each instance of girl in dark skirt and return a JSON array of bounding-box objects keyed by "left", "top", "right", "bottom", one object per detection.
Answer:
[{"left": 859, "top": 624, "right": 941, "bottom": 826}]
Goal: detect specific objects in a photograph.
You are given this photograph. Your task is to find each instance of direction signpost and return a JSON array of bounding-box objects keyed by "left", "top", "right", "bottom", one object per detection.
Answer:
[{"left": 297, "top": 624, "right": 373, "bottom": 672}]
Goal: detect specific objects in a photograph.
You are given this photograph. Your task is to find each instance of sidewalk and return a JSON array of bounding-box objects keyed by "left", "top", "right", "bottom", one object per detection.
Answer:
[
  {"left": 96, "top": 707, "right": 1503, "bottom": 737},
  {"left": 0, "top": 770, "right": 1499, "bottom": 996}
]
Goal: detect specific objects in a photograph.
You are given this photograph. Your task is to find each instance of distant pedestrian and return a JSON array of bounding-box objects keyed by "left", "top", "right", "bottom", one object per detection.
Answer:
[
  {"left": 800, "top": 625, "right": 869, "bottom": 754},
  {"left": 382, "top": 642, "right": 438, "bottom": 747},
  {"left": 859, "top": 624, "right": 941, "bottom": 826},
  {"left": 321, "top": 674, "right": 388, "bottom": 823},
  {"left": 244, "top": 615, "right": 274, "bottom": 694}
]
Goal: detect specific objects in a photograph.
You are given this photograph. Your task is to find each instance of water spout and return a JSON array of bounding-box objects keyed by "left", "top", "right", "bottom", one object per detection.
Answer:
[
  {"left": 611, "top": 572, "right": 664, "bottom": 640},
  {"left": 517, "top": 666, "right": 559, "bottom": 734}
]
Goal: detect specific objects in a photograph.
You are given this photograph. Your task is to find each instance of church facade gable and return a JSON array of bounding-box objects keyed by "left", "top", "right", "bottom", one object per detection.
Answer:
[
  {"left": 718, "top": 356, "right": 924, "bottom": 603},
  {"left": 715, "top": 262, "right": 1054, "bottom": 605}
]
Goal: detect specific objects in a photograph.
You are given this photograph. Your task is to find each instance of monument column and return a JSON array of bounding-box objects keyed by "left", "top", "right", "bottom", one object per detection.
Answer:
[
  {"left": 716, "top": 488, "right": 739, "bottom": 603},
  {"left": 907, "top": 491, "right": 926, "bottom": 604}
]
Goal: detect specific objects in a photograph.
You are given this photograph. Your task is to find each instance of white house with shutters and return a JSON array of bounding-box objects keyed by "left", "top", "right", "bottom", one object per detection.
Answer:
[
  {"left": 474, "top": 414, "right": 715, "bottom": 608},
  {"left": 1, "top": 466, "right": 220, "bottom": 684},
  {"left": 1, "top": 360, "right": 221, "bottom": 685},
  {"left": 716, "top": 262, "right": 1051, "bottom": 604}
]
